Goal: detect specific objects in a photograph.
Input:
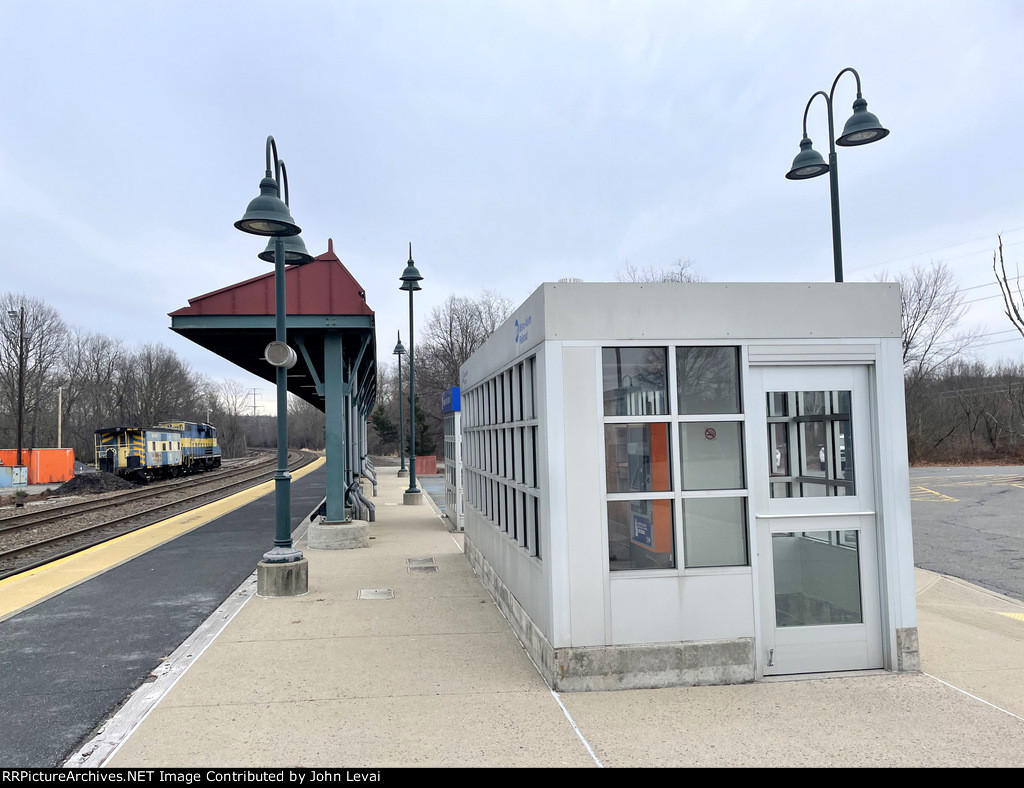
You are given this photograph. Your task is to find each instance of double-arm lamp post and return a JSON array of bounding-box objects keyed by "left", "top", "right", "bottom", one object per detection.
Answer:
[
  {"left": 392, "top": 333, "right": 408, "bottom": 477},
  {"left": 399, "top": 245, "right": 423, "bottom": 503},
  {"left": 786, "top": 67, "right": 889, "bottom": 283},
  {"left": 234, "top": 136, "right": 313, "bottom": 567}
]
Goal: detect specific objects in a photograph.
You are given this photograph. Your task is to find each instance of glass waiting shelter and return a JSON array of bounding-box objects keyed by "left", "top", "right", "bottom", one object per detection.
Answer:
[{"left": 458, "top": 282, "right": 918, "bottom": 690}]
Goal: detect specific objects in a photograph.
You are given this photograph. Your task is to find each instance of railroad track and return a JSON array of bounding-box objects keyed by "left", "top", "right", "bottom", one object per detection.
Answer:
[
  {"left": 0, "top": 454, "right": 277, "bottom": 535},
  {"left": 0, "top": 450, "right": 319, "bottom": 582}
]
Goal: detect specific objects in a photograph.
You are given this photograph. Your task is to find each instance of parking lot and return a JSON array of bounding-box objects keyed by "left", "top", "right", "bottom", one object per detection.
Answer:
[{"left": 910, "top": 466, "right": 1024, "bottom": 602}]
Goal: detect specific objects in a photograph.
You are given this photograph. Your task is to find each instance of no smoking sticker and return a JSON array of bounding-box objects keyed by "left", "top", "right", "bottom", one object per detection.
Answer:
[{"left": 705, "top": 428, "right": 717, "bottom": 440}]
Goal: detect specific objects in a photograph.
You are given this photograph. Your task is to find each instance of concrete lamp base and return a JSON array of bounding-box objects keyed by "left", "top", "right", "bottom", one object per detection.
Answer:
[
  {"left": 397, "top": 469, "right": 409, "bottom": 478},
  {"left": 308, "top": 519, "right": 370, "bottom": 550},
  {"left": 403, "top": 490, "right": 424, "bottom": 506},
  {"left": 257, "top": 558, "right": 308, "bottom": 597}
]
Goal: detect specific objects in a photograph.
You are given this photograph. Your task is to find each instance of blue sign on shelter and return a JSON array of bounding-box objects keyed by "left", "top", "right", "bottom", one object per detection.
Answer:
[{"left": 442, "top": 386, "right": 461, "bottom": 413}]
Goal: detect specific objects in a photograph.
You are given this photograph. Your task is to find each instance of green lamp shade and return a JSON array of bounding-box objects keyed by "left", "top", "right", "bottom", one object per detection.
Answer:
[
  {"left": 235, "top": 176, "right": 301, "bottom": 237},
  {"left": 836, "top": 97, "right": 889, "bottom": 146},
  {"left": 258, "top": 233, "right": 314, "bottom": 264},
  {"left": 786, "top": 136, "right": 829, "bottom": 180},
  {"left": 399, "top": 261, "right": 423, "bottom": 292}
]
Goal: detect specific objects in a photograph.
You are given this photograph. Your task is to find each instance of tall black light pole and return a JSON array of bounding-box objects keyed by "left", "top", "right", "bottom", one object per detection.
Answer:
[
  {"left": 235, "top": 136, "right": 313, "bottom": 574},
  {"left": 786, "top": 67, "right": 889, "bottom": 283},
  {"left": 399, "top": 244, "right": 423, "bottom": 501},
  {"left": 393, "top": 332, "right": 407, "bottom": 477},
  {"left": 6, "top": 307, "right": 25, "bottom": 466}
]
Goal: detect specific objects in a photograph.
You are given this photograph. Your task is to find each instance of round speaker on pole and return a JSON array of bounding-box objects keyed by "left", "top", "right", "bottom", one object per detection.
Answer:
[{"left": 265, "top": 341, "right": 297, "bottom": 369}]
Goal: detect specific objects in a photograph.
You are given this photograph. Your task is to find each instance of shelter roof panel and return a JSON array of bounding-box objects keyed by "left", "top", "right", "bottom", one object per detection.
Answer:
[
  {"left": 169, "top": 239, "right": 373, "bottom": 318},
  {"left": 168, "top": 239, "right": 376, "bottom": 412}
]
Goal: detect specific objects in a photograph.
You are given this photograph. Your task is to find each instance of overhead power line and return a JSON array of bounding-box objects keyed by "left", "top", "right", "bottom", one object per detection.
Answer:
[{"left": 844, "top": 226, "right": 1024, "bottom": 277}]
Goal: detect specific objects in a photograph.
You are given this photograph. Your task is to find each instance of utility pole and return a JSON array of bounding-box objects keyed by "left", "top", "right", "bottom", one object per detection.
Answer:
[
  {"left": 6, "top": 307, "right": 26, "bottom": 466},
  {"left": 248, "top": 388, "right": 263, "bottom": 417}
]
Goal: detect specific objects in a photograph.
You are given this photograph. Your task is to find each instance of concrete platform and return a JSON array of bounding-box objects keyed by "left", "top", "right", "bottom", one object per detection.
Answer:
[{"left": 62, "top": 466, "right": 1024, "bottom": 769}]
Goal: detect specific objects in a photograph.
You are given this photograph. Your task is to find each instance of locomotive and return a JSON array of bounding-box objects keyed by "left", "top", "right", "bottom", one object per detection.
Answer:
[{"left": 94, "top": 421, "right": 222, "bottom": 483}]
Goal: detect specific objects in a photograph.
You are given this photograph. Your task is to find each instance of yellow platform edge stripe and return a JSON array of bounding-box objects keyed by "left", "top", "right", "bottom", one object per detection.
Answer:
[
  {"left": 996, "top": 611, "right": 1024, "bottom": 622},
  {"left": 0, "top": 458, "right": 325, "bottom": 621}
]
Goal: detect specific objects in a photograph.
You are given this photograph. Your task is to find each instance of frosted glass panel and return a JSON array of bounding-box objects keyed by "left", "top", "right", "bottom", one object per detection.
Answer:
[
  {"left": 679, "top": 422, "right": 744, "bottom": 490},
  {"left": 772, "top": 531, "right": 862, "bottom": 627},
  {"left": 682, "top": 497, "right": 747, "bottom": 568}
]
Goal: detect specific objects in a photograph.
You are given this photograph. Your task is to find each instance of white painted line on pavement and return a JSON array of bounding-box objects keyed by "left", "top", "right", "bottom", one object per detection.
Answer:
[
  {"left": 65, "top": 572, "right": 258, "bottom": 767},
  {"left": 924, "top": 672, "right": 1024, "bottom": 722},
  {"left": 548, "top": 687, "right": 604, "bottom": 768},
  {"left": 487, "top": 591, "right": 604, "bottom": 767}
]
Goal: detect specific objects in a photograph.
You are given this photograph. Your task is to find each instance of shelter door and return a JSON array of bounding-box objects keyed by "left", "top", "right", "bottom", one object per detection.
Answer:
[{"left": 752, "top": 365, "right": 882, "bottom": 676}]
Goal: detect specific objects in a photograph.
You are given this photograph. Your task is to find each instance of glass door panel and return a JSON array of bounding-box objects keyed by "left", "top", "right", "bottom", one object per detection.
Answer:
[
  {"left": 772, "top": 531, "right": 862, "bottom": 627},
  {"left": 753, "top": 365, "right": 881, "bottom": 676}
]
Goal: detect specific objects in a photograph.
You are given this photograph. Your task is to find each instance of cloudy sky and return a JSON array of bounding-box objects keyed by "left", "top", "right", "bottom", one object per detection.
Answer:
[{"left": 1, "top": 1, "right": 1022, "bottom": 414}]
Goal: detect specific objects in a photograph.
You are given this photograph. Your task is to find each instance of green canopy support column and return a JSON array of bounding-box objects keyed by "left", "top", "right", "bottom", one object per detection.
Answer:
[
  {"left": 307, "top": 329, "right": 368, "bottom": 549},
  {"left": 345, "top": 367, "right": 355, "bottom": 494},
  {"left": 324, "top": 331, "right": 348, "bottom": 523}
]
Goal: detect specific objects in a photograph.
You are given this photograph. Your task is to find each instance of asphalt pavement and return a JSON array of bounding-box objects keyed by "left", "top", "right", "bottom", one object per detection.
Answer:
[
  {"left": 910, "top": 466, "right": 1024, "bottom": 602},
  {"left": 0, "top": 463, "right": 327, "bottom": 767},
  {"left": 78, "top": 467, "right": 1024, "bottom": 768},
  {"left": 3, "top": 463, "right": 1024, "bottom": 768}
]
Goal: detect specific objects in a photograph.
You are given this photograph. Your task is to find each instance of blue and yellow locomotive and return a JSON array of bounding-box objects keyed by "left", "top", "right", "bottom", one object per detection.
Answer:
[
  {"left": 155, "top": 421, "right": 222, "bottom": 472},
  {"left": 94, "top": 422, "right": 221, "bottom": 483}
]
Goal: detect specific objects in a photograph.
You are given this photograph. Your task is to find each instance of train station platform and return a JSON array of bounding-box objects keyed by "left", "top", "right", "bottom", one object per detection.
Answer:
[{"left": 46, "top": 466, "right": 1024, "bottom": 769}]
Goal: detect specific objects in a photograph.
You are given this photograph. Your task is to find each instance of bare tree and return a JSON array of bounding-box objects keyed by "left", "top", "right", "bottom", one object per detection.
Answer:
[
  {"left": 57, "top": 330, "right": 130, "bottom": 458},
  {"left": 121, "top": 343, "right": 207, "bottom": 426},
  {"left": 414, "top": 289, "right": 515, "bottom": 456},
  {"left": 878, "top": 262, "right": 981, "bottom": 392},
  {"left": 617, "top": 258, "right": 704, "bottom": 283},
  {"left": 994, "top": 234, "right": 1024, "bottom": 337},
  {"left": 418, "top": 290, "right": 515, "bottom": 391},
  {"left": 288, "top": 395, "right": 326, "bottom": 450},
  {"left": 0, "top": 294, "right": 69, "bottom": 451},
  {"left": 215, "top": 378, "right": 252, "bottom": 458}
]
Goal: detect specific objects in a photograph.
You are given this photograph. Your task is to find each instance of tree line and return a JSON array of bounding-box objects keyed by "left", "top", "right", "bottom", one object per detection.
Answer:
[
  {"left": 7, "top": 239, "right": 1022, "bottom": 472},
  {"left": 0, "top": 292, "right": 325, "bottom": 466},
  {"left": 371, "top": 247, "right": 1024, "bottom": 468}
]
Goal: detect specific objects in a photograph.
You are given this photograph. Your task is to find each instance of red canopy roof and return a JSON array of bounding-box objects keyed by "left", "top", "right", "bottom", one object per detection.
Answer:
[{"left": 169, "top": 239, "right": 373, "bottom": 319}]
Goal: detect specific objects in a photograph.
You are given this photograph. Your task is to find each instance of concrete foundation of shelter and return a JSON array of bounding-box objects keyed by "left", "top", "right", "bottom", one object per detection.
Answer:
[
  {"left": 897, "top": 627, "right": 921, "bottom": 672},
  {"left": 403, "top": 490, "right": 424, "bottom": 506},
  {"left": 466, "top": 537, "right": 755, "bottom": 691},
  {"left": 307, "top": 519, "right": 370, "bottom": 550},
  {"left": 256, "top": 558, "right": 308, "bottom": 598}
]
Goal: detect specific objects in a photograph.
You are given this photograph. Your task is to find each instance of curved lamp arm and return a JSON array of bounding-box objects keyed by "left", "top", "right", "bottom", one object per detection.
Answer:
[
  {"left": 800, "top": 68, "right": 866, "bottom": 148},
  {"left": 262, "top": 136, "right": 290, "bottom": 206},
  {"left": 276, "top": 160, "right": 290, "bottom": 207},
  {"left": 801, "top": 90, "right": 833, "bottom": 147},
  {"left": 264, "top": 135, "right": 280, "bottom": 178},
  {"left": 830, "top": 66, "right": 864, "bottom": 102}
]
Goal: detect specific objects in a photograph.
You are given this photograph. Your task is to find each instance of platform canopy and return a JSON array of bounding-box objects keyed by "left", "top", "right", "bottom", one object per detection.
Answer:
[{"left": 169, "top": 238, "right": 376, "bottom": 412}]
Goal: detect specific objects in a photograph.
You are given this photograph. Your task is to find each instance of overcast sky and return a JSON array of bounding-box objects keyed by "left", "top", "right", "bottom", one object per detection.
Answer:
[{"left": 2, "top": 1, "right": 1022, "bottom": 415}]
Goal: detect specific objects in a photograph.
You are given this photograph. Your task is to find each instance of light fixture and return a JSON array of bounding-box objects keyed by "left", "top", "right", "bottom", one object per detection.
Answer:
[{"left": 785, "top": 67, "right": 889, "bottom": 282}]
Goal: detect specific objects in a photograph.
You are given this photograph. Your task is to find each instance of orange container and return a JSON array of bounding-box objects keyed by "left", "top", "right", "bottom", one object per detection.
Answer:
[
  {"left": 0, "top": 448, "right": 75, "bottom": 484},
  {"left": 414, "top": 455, "right": 438, "bottom": 475}
]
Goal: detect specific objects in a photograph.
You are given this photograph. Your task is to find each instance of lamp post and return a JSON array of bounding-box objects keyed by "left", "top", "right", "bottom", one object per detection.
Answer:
[
  {"left": 786, "top": 67, "right": 889, "bottom": 283},
  {"left": 6, "top": 307, "right": 25, "bottom": 466},
  {"left": 399, "top": 244, "right": 423, "bottom": 503},
  {"left": 393, "top": 332, "right": 408, "bottom": 477},
  {"left": 235, "top": 136, "right": 313, "bottom": 571}
]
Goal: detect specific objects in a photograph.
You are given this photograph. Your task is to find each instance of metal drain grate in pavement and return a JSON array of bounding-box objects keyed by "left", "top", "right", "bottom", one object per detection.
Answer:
[
  {"left": 358, "top": 589, "right": 395, "bottom": 600},
  {"left": 407, "top": 557, "right": 437, "bottom": 573}
]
